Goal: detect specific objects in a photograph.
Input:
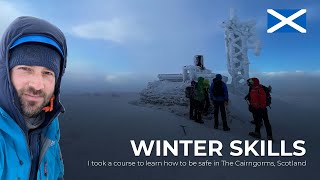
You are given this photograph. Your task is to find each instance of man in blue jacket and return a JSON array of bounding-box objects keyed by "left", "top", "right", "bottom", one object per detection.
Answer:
[
  {"left": 210, "top": 74, "right": 230, "bottom": 131},
  {"left": 0, "top": 16, "right": 67, "bottom": 179}
]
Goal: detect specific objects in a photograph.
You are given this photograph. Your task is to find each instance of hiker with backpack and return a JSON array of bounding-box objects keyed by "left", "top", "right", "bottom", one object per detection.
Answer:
[
  {"left": 193, "top": 77, "right": 205, "bottom": 124},
  {"left": 246, "top": 78, "right": 273, "bottom": 140},
  {"left": 185, "top": 80, "right": 197, "bottom": 120},
  {"left": 245, "top": 79, "right": 272, "bottom": 126},
  {"left": 210, "top": 74, "right": 230, "bottom": 131}
]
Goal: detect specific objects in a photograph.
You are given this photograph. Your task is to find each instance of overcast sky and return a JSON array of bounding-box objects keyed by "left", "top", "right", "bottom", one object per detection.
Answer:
[{"left": 1, "top": 0, "right": 319, "bottom": 92}]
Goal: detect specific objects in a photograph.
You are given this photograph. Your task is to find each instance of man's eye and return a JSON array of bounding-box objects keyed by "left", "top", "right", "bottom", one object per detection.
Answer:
[{"left": 44, "top": 71, "right": 54, "bottom": 76}]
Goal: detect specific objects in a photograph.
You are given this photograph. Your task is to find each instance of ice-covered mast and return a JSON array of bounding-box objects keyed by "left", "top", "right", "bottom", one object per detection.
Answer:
[{"left": 222, "top": 8, "right": 261, "bottom": 94}]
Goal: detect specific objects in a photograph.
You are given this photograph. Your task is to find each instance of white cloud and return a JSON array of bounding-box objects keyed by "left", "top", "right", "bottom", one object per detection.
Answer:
[
  {"left": 0, "top": 1, "right": 25, "bottom": 35},
  {"left": 71, "top": 17, "right": 147, "bottom": 44},
  {"left": 63, "top": 70, "right": 155, "bottom": 92},
  {"left": 105, "top": 75, "right": 118, "bottom": 82},
  {"left": 260, "top": 71, "right": 289, "bottom": 77},
  {"left": 104, "top": 72, "right": 141, "bottom": 83},
  {"left": 252, "top": 70, "right": 320, "bottom": 79}
]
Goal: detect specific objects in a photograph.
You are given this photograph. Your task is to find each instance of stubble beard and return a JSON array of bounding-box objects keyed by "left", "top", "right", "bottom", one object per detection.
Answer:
[{"left": 17, "top": 87, "right": 52, "bottom": 118}]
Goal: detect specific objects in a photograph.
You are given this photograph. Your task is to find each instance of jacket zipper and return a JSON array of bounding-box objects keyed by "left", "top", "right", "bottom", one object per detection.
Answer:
[
  {"left": 44, "top": 161, "right": 48, "bottom": 180},
  {"left": 38, "top": 110, "right": 62, "bottom": 166}
]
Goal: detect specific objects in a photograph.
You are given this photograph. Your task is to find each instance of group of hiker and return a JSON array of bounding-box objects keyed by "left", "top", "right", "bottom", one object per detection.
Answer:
[{"left": 185, "top": 74, "right": 273, "bottom": 140}]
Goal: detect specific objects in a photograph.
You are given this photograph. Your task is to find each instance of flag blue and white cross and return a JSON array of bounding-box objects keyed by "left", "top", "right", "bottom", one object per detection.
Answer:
[{"left": 267, "top": 9, "right": 307, "bottom": 33}]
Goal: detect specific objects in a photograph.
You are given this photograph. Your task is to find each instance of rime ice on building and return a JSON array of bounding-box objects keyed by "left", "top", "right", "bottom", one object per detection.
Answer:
[
  {"left": 158, "top": 55, "right": 227, "bottom": 83},
  {"left": 222, "top": 8, "right": 261, "bottom": 95},
  {"left": 140, "top": 55, "right": 227, "bottom": 106}
]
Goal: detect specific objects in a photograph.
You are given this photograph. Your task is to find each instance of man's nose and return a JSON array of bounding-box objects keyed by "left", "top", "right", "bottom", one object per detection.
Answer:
[{"left": 28, "top": 74, "right": 45, "bottom": 90}]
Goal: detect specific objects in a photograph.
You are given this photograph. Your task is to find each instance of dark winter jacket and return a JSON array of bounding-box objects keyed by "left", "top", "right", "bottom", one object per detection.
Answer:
[{"left": 210, "top": 75, "right": 228, "bottom": 102}]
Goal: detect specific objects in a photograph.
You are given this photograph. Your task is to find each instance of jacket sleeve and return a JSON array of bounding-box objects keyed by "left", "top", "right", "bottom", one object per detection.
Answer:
[
  {"left": 223, "top": 82, "right": 229, "bottom": 101},
  {"left": 244, "top": 93, "right": 249, "bottom": 100},
  {"left": 210, "top": 82, "right": 214, "bottom": 100},
  {"left": 245, "top": 87, "right": 252, "bottom": 101}
]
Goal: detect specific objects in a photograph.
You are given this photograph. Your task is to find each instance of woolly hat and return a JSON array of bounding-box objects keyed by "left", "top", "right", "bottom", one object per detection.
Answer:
[
  {"left": 216, "top": 74, "right": 222, "bottom": 80},
  {"left": 9, "top": 43, "right": 61, "bottom": 80}
]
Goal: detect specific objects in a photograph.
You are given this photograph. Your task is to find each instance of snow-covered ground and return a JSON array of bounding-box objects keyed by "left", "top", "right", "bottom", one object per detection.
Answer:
[{"left": 59, "top": 91, "right": 318, "bottom": 180}]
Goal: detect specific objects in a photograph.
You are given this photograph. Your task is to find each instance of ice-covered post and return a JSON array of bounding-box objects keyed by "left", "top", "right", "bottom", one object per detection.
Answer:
[{"left": 221, "top": 8, "right": 261, "bottom": 95}]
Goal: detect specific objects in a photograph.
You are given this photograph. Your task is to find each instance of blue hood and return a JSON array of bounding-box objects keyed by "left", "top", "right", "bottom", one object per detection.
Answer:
[{"left": 0, "top": 16, "right": 68, "bottom": 133}]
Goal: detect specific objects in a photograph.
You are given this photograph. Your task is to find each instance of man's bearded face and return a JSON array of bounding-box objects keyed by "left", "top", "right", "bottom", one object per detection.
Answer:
[{"left": 10, "top": 65, "right": 55, "bottom": 118}]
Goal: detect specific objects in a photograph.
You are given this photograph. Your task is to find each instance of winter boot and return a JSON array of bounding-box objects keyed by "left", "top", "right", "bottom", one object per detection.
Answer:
[
  {"left": 223, "top": 126, "right": 230, "bottom": 131},
  {"left": 196, "top": 120, "right": 204, "bottom": 124}
]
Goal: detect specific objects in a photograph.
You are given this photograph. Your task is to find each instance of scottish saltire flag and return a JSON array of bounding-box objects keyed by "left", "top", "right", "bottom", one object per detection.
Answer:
[{"left": 267, "top": 9, "right": 307, "bottom": 33}]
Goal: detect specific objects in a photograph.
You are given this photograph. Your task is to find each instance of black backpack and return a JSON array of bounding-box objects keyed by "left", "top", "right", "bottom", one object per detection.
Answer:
[
  {"left": 262, "top": 85, "right": 272, "bottom": 107},
  {"left": 185, "top": 86, "right": 195, "bottom": 98},
  {"left": 213, "top": 80, "right": 225, "bottom": 97}
]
